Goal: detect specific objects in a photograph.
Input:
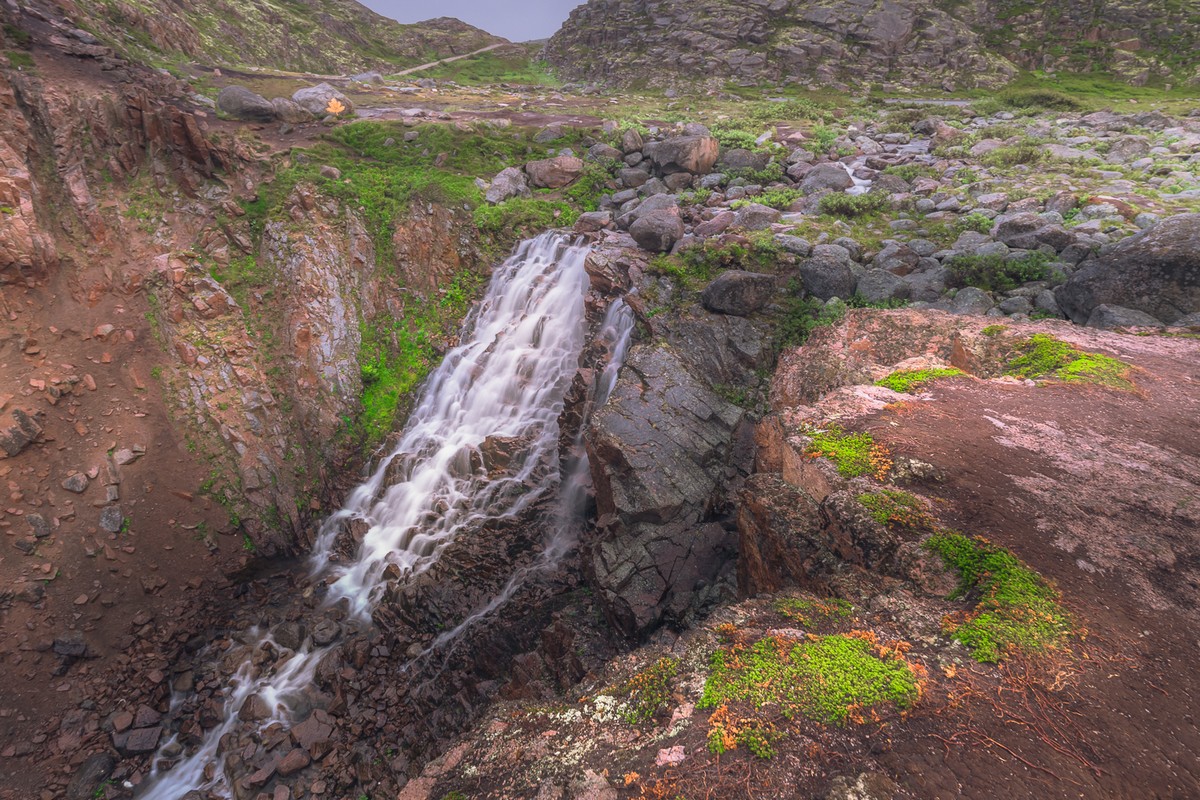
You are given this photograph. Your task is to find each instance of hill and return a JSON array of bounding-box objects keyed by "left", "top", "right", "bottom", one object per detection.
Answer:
[
  {"left": 46, "top": 0, "right": 505, "bottom": 73},
  {"left": 544, "top": 0, "right": 1200, "bottom": 91}
]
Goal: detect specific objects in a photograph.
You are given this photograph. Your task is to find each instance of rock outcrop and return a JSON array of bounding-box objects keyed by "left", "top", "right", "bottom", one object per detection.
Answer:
[{"left": 1057, "top": 213, "right": 1200, "bottom": 325}]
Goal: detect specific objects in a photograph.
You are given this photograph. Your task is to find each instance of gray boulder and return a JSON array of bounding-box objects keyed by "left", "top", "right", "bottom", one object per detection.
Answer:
[
  {"left": 799, "top": 249, "right": 857, "bottom": 301},
  {"left": 270, "top": 98, "right": 313, "bottom": 124},
  {"left": 857, "top": 270, "right": 910, "bottom": 304},
  {"left": 526, "top": 156, "right": 585, "bottom": 189},
  {"left": 731, "top": 203, "right": 781, "bottom": 231},
  {"left": 629, "top": 210, "right": 684, "bottom": 252},
  {"left": 1085, "top": 304, "right": 1165, "bottom": 329},
  {"left": 948, "top": 287, "right": 994, "bottom": 315},
  {"left": 700, "top": 271, "right": 777, "bottom": 316},
  {"left": 217, "top": 86, "right": 275, "bottom": 121},
  {"left": 719, "top": 148, "right": 770, "bottom": 172},
  {"left": 486, "top": 167, "right": 530, "bottom": 204},
  {"left": 642, "top": 135, "right": 720, "bottom": 175},
  {"left": 291, "top": 83, "right": 354, "bottom": 116},
  {"left": 801, "top": 163, "right": 853, "bottom": 194},
  {"left": 1057, "top": 214, "right": 1200, "bottom": 325}
]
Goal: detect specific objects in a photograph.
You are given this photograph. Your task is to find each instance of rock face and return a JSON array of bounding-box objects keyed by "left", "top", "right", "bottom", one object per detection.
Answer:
[
  {"left": 1057, "top": 214, "right": 1200, "bottom": 325},
  {"left": 587, "top": 345, "right": 746, "bottom": 637},
  {"left": 700, "top": 270, "right": 777, "bottom": 316},
  {"left": 545, "top": 0, "right": 1196, "bottom": 89}
]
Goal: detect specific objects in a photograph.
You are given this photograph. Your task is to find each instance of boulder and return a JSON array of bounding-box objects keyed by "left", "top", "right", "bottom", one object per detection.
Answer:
[
  {"left": 270, "top": 98, "right": 313, "bottom": 124},
  {"left": 574, "top": 211, "right": 612, "bottom": 233},
  {"left": 1085, "top": 304, "right": 1165, "bottom": 329},
  {"left": 642, "top": 135, "right": 720, "bottom": 175},
  {"left": 217, "top": 86, "right": 275, "bottom": 121},
  {"left": 948, "top": 287, "right": 994, "bottom": 315},
  {"left": 700, "top": 271, "right": 777, "bottom": 316},
  {"left": 525, "top": 156, "right": 585, "bottom": 189},
  {"left": 1057, "top": 214, "right": 1200, "bottom": 324},
  {"left": 856, "top": 270, "right": 910, "bottom": 304},
  {"left": 629, "top": 210, "right": 684, "bottom": 252},
  {"left": 799, "top": 249, "right": 857, "bottom": 301},
  {"left": 801, "top": 163, "right": 853, "bottom": 194},
  {"left": 486, "top": 167, "right": 530, "bottom": 203},
  {"left": 291, "top": 83, "right": 354, "bottom": 116},
  {"left": 731, "top": 203, "right": 781, "bottom": 231},
  {"left": 719, "top": 148, "right": 770, "bottom": 172},
  {"left": 0, "top": 409, "right": 42, "bottom": 457}
]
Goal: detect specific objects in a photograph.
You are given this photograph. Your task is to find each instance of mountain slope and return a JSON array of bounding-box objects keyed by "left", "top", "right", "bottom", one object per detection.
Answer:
[
  {"left": 544, "top": 0, "right": 1200, "bottom": 90},
  {"left": 47, "top": 0, "right": 505, "bottom": 73}
]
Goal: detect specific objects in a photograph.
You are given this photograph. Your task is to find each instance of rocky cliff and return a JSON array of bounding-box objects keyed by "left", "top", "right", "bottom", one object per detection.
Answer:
[
  {"left": 544, "top": 0, "right": 1199, "bottom": 90},
  {"left": 26, "top": 0, "right": 504, "bottom": 73}
]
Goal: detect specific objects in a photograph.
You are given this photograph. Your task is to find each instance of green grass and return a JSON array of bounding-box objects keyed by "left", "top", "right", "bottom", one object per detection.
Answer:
[
  {"left": 882, "top": 164, "right": 939, "bottom": 182},
  {"left": 620, "top": 657, "right": 678, "bottom": 724},
  {"left": 1004, "top": 334, "right": 1135, "bottom": 390},
  {"left": 775, "top": 296, "right": 847, "bottom": 351},
  {"left": 926, "top": 531, "right": 1073, "bottom": 663},
  {"left": 5, "top": 49, "right": 33, "bottom": 69},
  {"left": 353, "top": 272, "right": 482, "bottom": 450},
  {"left": 733, "top": 187, "right": 802, "bottom": 211},
  {"left": 650, "top": 230, "right": 783, "bottom": 290},
  {"left": 857, "top": 489, "right": 935, "bottom": 530},
  {"left": 804, "top": 425, "right": 889, "bottom": 479},
  {"left": 945, "top": 252, "right": 1053, "bottom": 292},
  {"left": 973, "top": 87, "right": 1083, "bottom": 116},
  {"left": 473, "top": 197, "right": 578, "bottom": 251},
  {"left": 818, "top": 191, "right": 889, "bottom": 218},
  {"left": 418, "top": 47, "right": 558, "bottom": 86},
  {"left": 982, "top": 324, "right": 1008, "bottom": 337},
  {"left": 773, "top": 596, "right": 854, "bottom": 628},
  {"left": 979, "top": 143, "right": 1050, "bottom": 168},
  {"left": 699, "top": 634, "right": 921, "bottom": 725},
  {"left": 876, "top": 367, "right": 964, "bottom": 393}
]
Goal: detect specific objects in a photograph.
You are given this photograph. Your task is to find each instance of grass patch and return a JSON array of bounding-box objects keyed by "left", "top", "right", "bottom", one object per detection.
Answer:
[
  {"left": 773, "top": 596, "right": 853, "bottom": 629},
  {"left": 699, "top": 633, "right": 921, "bottom": 728},
  {"left": 926, "top": 531, "right": 1073, "bottom": 663},
  {"left": 473, "top": 197, "right": 578, "bottom": 252},
  {"left": 354, "top": 272, "right": 482, "bottom": 449},
  {"left": 5, "top": 49, "right": 33, "bottom": 69},
  {"left": 945, "top": 252, "right": 1053, "bottom": 292},
  {"left": 732, "top": 187, "right": 802, "bottom": 211},
  {"left": 804, "top": 425, "right": 890, "bottom": 480},
  {"left": 882, "top": 164, "right": 939, "bottom": 182},
  {"left": 974, "top": 87, "right": 1083, "bottom": 116},
  {"left": 818, "top": 191, "right": 889, "bottom": 218},
  {"left": 621, "top": 657, "right": 678, "bottom": 724},
  {"left": 876, "top": 367, "right": 964, "bottom": 393},
  {"left": 775, "top": 296, "right": 847, "bottom": 350},
  {"left": 979, "top": 143, "right": 1049, "bottom": 168},
  {"left": 1004, "top": 334, "right": 1134, "bottom": 389},
  {"left": 857, "top": 489, "right": 935, "bottom": 531},
  {"left": 982, "top": 324, "right": 1008, "bottom": 337},
  {"left": 651, "top": 230, "right": 783, "bottom": 290}
]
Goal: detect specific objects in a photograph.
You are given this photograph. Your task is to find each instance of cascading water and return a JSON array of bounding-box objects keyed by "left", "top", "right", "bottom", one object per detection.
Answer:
[{"left": 139, "top": 232, "right": 627, "bottom": 799}]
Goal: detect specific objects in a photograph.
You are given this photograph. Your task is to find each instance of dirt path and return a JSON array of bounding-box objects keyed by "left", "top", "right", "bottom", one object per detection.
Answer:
[{"left": 393, "top": 42, "right": 507, "bottom": 77}]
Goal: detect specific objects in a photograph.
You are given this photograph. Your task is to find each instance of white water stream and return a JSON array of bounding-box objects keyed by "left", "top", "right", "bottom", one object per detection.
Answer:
[{"left": 140, "top": 232, "right": 623, "bottom": 799}]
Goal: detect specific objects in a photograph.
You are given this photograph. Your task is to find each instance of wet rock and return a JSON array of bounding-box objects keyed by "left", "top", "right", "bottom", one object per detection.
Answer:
[
  {"left": 119, "top": 725, "right": 161, "bottom": 754},
  {"left": 0, "top": 408, "right": 43, "bottom": 457},
  {"left": 700, "top": 271, "right": 777, "bottom": 316},
  {"left": 276, "top": 747, "right": 311, "bottom": 776},
  {"left": 526, "top": 155, "right": 585, "bottom": 189},
  {"left": 217, "top": 86, "right": 275, "bottom": 121},
  {"left": 272, "top": 621, "right": 306, "bottom": 651},
  {"left": 1057, "top": 213, "right": 1200, "bottom": 325},
  {"left": 629, "top": 210, "right": 684, "bottom": 253},
  {"left": 64, "top": 753, "right": 115, "bottom": 800},
  {"left": 1086, "top": 304, "right": 1165, "bottom": 329},
  {"left": 292, "top": 710, "right": 334, "bottom": 750}
]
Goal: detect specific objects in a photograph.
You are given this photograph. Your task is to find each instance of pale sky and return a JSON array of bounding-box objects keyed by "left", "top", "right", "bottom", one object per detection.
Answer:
[{"left": 361, "top": 0, "right": 582, "bottom": 42}]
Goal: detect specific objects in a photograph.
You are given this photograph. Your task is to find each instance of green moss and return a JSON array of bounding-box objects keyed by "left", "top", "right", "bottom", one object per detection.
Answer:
[
  {"left": 926, "top": 531, "right": 1073, "bottom": 663},
  {"left": 473, "top": 197, "right": 579, "bottom": 252},
  {"left": 857, "top": 489, "right": 935, "bottom": 530},
  {"left": 818, "top": 191, "right": 889, "bottom": 218},
  {"left": 773, "top": 596, "right": 853, "bottom": 628},
  {"left": 982, "top": 324, "right": 1008, "bottom": 337},
  {"left": 876, "top": 367, "right": 964, "bottom": 393},
  {"left": 882, "top": 164, "right": 939, "bottom": 182},
  {"left": 1004, "top": 334, "right": 1134, "bottom": 389},
  {"left": 804, "top": 425, "right": 889, "bottom": 479},
  {"left": 775, "top": 297, "right": 847, "bottom": 350},
  {"left": 699, "top": 634, "right": 921, "bottom": 725},
  {"left": 732, "top": 187, "right": 802, "bottom": 211},
  {"left": 621, "top": 656, "right": 678, "bottom": 724}
]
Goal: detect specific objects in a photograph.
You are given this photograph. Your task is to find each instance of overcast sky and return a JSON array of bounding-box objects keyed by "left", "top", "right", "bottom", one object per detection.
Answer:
[{"left": 361, "top": 1, "right": 581, "bottom": 42}]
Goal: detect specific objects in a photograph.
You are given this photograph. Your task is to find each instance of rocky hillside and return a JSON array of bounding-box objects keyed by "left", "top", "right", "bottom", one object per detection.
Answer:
[
  {"left": 35, "top": 0, "right": 504, "bottom": 73},
  {"left": 544, "top": 0, "right": 1200, "bottom": 90}
]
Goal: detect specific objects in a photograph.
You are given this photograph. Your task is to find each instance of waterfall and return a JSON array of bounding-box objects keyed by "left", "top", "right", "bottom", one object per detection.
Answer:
[{"left": 139, "top": 232, "right": 615, "bottom": 799}]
